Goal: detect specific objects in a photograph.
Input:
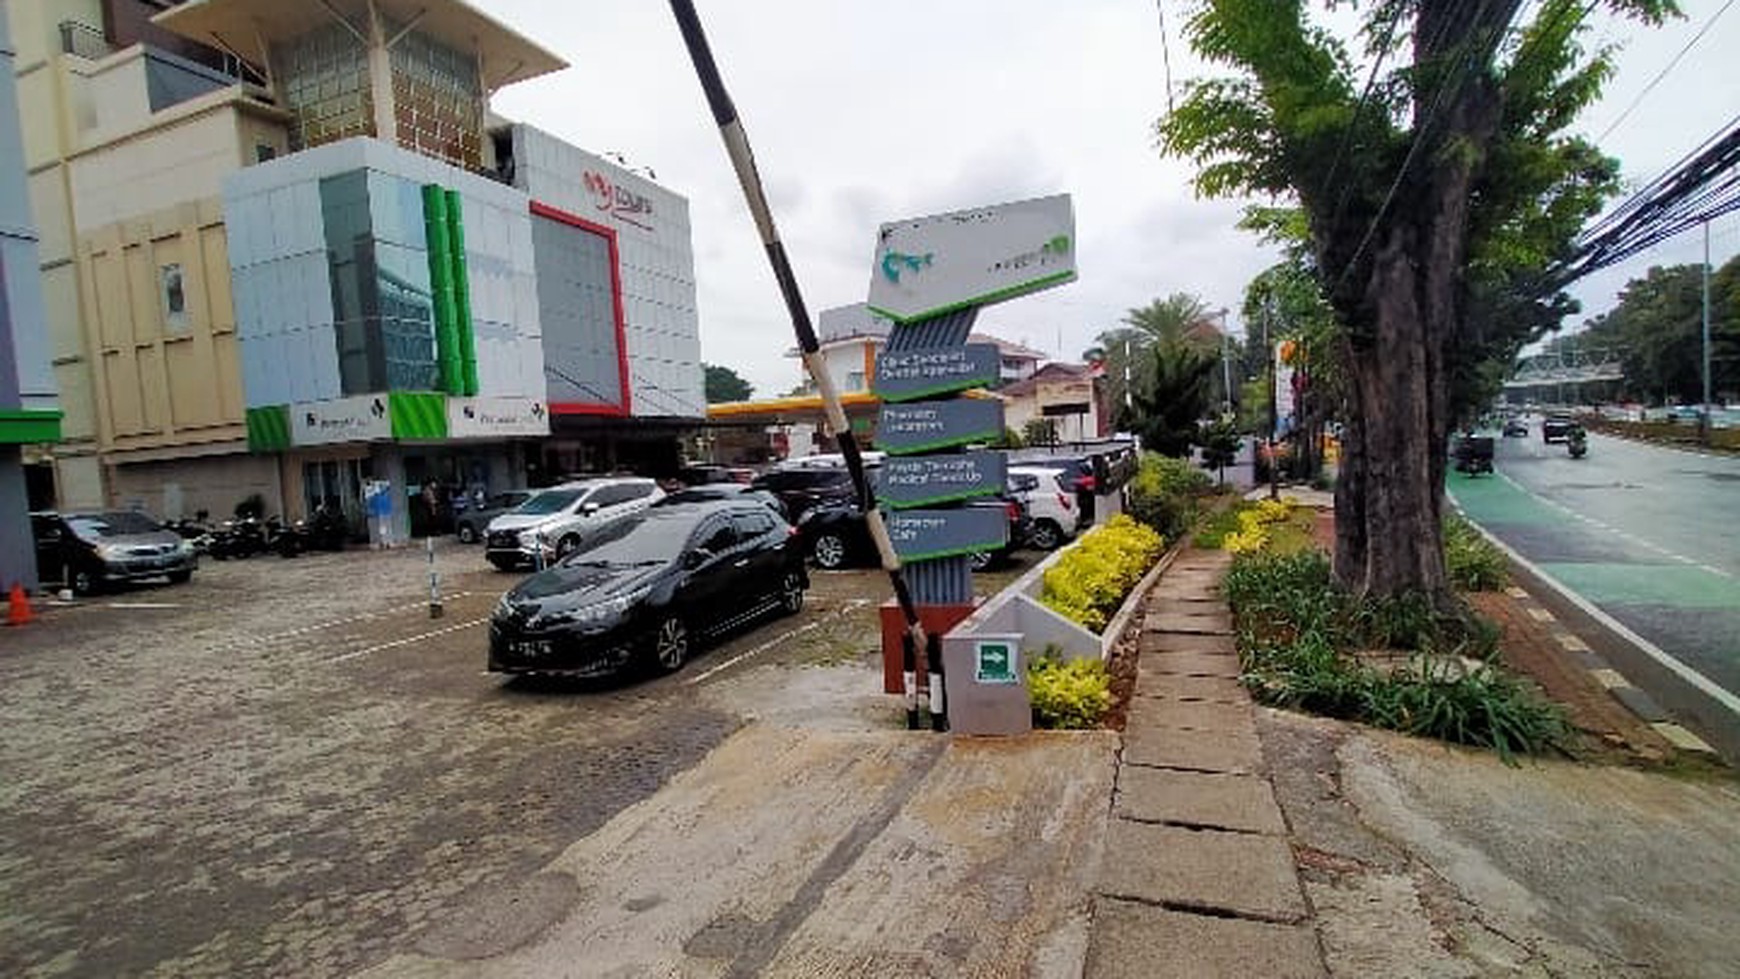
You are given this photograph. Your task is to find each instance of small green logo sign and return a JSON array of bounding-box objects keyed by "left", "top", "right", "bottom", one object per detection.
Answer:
[
  {"left": 975, "top": 641, "right": 1017, "bottom": 684},
  {"left": 880, "top": 250, "right": 934, "bottom": 283}
]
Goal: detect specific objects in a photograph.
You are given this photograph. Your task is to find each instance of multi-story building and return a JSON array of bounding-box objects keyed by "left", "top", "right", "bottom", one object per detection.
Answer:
[
  {"left": 7, "top": 0, "right": 704, "bottom": 538},
  {"left": 1, "top": 10, "right": 62, "bottom": 591}
]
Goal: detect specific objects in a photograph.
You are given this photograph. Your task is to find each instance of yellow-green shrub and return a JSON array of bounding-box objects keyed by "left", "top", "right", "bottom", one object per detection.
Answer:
[
  {"left": 1040, "top": 514, "right": 1164, "bottom": 632},
  {"left": 1028, "top": 652, "right": 1112, "bottom": 729}
]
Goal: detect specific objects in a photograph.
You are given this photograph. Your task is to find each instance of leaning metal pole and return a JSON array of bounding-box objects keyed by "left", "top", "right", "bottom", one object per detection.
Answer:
[{"left": 666, "top": 0, "right": 930, "bottom": 677}]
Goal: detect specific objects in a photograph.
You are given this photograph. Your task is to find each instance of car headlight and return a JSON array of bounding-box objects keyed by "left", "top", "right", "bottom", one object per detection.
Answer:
[
  {"left": 177, "top": 539, "right": 195, "bottom": 555},
  {"left": 541, "top": 589, "right": 647, "bottom": 627},
  {"left": 495, "top": 593, "right": 513, "bottom": 618},
  {"left": 95, "top": 543, "right": 124, "bottom": 560}
]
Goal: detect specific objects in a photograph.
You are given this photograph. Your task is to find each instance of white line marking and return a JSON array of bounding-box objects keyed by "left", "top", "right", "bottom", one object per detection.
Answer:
[
  {"left": 323, "top": 617, "right": 488, "bottom": 664},
  {"left": 1446, "top": 498, "right": 1740, "bottom": 720},
  {"left": 105, "top": 602, "right": 184, "bottom": 610},
  {"left": 1557, "top": 633, "right": 1592, "bottom": 653},
  {"left": 1526, "top": 607, "right": 1556, "bottom": 623},
  {"left": 685, "top": 599, "right": 870, "bottom": 686}
]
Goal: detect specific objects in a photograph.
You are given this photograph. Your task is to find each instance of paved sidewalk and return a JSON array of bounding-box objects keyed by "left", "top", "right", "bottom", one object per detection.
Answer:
[{"left": 1085, "top": 549, "right": 1326, "bottom": 979}]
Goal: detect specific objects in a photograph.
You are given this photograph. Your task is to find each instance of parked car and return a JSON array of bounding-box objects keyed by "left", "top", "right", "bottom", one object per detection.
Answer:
[
  {"left": 798, "top": 495, "right": 1030, "bottom": 571},
  {"left": 454, "top": 490, "right": 534, "bottom": 544},
  {"left": 1502, "top": 417, "right": 1528, "bottom": 438},
  {"left": 653, "top": 483, "right": 789, "bottom": 520},
  {"left": 1541, "top": 414, "right": 1576, "bottom": 444},
  {"left": 484, "top": 477, "right": 663, "bottom": 570},
  {"left": 749, "top": 466, "right": 859, "bottom": 523},
  {"left": 31, "top": 510, "right": 198, "bottom": 596},
  {"left": 1009, "top": 465, "right": 1081, "bottom": 550},
  {"left": 487, "top": 499, "right": 808, "bottom": 678}
]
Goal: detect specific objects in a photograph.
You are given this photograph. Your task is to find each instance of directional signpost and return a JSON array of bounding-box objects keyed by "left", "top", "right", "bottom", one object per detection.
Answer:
[{"left": 868, "top": 194, "right": 1076, "bottom": 733}]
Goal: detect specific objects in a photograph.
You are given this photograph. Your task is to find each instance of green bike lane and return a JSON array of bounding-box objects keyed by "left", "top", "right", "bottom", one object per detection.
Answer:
[{"left": 1447, "top": 467, "right": 1740, "bottom": 723}]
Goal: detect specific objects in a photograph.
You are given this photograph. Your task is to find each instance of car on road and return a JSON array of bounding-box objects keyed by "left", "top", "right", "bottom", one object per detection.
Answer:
[
  {"left": 1009, "top": 465, "right": 1081, "bottom": 550},
  {"left": 484, "top": 477, "right": 662, "bottom": 569},
  {"left": 1502, "top": 417, "right": 1528, "bottom": 438},
  {"left": 1541, "top": 414, "right": 1576, "bottom": 444},
  {"left": 487, "top": 499, "right": 809, "bottom": 678},
  {"left": 453, "top": 490, "right": 533, "bottom": 544},
  {"left": 31, "top": 510, "right": 198, "bottom": 596},
  {"left": 798, "top": 494, "right": 1030, "bottom": 571}
]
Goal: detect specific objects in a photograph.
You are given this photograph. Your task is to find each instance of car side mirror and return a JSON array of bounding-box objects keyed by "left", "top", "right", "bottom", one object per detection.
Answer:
[
  {"left": 582, "top": 502, "right": 600, "bottom": 516},
  {"left": 684, "top": 548, "right": 711, "bottom": 569}
]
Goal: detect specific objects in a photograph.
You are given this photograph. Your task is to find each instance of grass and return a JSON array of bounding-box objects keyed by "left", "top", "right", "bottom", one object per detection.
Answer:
[
  {"left": 1196, "top": 499, "right": 1318, "bottom": 554},
  {"left": 1225, "top": 549, "right": 1569, "bottom": 763},
  {"left": 1444, "top": 512, "right": 1509, "bottom": 591}
]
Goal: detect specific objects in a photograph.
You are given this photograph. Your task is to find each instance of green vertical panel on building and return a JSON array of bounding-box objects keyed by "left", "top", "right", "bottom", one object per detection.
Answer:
[
  {"left": 245, "top": 405, "right": 291, "bottom": 452},
  {"left": 444, "top": 189, "right": 480, "bottom": 397},
  {"left": 422, "top": 184, "right": 462, "bottom": 395},
  {"left": 388, "top": 392, "right": 449, "bottom": 440}
]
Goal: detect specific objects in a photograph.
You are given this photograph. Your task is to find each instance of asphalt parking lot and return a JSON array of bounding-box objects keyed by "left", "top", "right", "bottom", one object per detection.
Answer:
[{"left": 0, "top": 540, "right": 1029, "bottom": 978}]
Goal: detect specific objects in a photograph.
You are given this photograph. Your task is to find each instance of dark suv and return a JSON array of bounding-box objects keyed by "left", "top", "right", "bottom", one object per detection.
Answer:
[
  {"left": 748, "top": 467, "right": 858, "bottom": 522},
  {"left": 1541, "top": 414, "right": 1576, "bottom": 444},
  {"left": 32, "top": 510, "right": 198, "bottom": 595}
]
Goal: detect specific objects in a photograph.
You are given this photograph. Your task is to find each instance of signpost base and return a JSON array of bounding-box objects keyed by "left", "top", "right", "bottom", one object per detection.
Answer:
[{"left": 881, "top": 600, "right": 977, "bottom": 694}]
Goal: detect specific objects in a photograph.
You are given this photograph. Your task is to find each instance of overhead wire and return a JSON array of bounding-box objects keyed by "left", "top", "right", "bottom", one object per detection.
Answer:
[{"left": 1594, "top": 0, "right": 1736, "bottom": 143}]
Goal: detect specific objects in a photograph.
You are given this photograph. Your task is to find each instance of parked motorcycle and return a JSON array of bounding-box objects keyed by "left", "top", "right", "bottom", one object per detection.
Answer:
[
  {"left": 208, "top": 514, "right": 287, "bottom": 559},
  {"left": 276, "top": 505, "right": 348, "bottom": 557},
  {"left": 165, "top": 511, "right": 214, "bottom": 554},
  {"left": 1567, "top": 426, "right": 1588, "bottom": 459},
  {"left": 1453, "top": 433, "right": 1495, "bottom": 476}
]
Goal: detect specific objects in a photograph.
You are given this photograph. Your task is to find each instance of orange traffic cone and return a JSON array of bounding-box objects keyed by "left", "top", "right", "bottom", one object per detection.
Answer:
[{"left": 6, "top": 583, "right": 32, "bottom": 626}]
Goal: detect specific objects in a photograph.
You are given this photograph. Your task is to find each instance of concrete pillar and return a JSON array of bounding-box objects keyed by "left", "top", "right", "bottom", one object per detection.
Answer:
[
  {"left": 365, "top": 1, "right": 397, "bottom": 146},
  {"left": 0, "top": 445, "right": 39, "bottom": 592}
]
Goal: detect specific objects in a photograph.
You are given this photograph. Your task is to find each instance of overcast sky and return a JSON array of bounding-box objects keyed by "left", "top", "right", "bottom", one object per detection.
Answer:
[{"left": 482, "top": 0, "right": 1740, "bottom": 398}]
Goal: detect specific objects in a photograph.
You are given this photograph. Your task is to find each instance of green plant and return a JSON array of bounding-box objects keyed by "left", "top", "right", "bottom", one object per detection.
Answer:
[
  {"left": 1028, "top": 651, "right": 1112, "bottom": 729},
  {"left": 1443, "top": 513, "right": 1510, "bottom": 591},
  {"left": 1127, "top": 452, "right": 1211, "bottom": 538},
  {"left": 1195, "top": 501, "right": 1255, "bottom": 549},
  {"left": 1040, "top": 515, "right": 1165, "bottom": 632}
]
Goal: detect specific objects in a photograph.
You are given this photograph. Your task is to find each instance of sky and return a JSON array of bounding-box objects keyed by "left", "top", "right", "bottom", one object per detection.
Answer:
[{"left": 480, "top": 0, "right": 1740, "bottom": 399}]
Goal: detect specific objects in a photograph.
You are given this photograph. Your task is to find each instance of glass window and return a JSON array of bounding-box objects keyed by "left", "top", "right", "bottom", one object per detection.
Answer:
[
  {"left": 732, "top": 509, "right": 777, "bottom": 539},
  {"left": 697, "top": 521, "right": 737, "bottom": 555},
  {"left": 514, "top": 489, "right": 583, "bottom": 516},
  {"left": 66, "top": 512, "right": 163, "bottom": 539},
  {"left": 160, "top": 264, "right": 188, "bottom": 332},
  {"left": 588, "top": 485, "right": 630, "bottom": 508},
  {"left": 561, "top": 512, "right": 694, "bottom": 567}
]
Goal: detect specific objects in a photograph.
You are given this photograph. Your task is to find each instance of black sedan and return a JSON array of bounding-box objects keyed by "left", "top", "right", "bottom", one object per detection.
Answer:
[
  {"left": 488, "top": 499, "right": 808, "bottom": 678},
  {"left": 453, "top": 490, "right": 534, "bottom": 544},
  {"left": 799, "top": 496, "right": 1030, "bottom": 571},
  {"left": 1502, "top": 417, "right": 1528, "bottom": 438}
]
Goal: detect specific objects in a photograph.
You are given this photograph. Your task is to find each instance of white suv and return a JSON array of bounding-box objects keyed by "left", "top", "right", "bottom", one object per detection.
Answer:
[
  {"left": 484, "top": 477, "right": 663, "bottom": 570},
  {"left": 1009, "top": 465, "right": 1081, "bottom": 550}
]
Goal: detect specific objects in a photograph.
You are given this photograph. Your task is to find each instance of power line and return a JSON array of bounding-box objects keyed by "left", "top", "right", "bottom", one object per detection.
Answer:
[
  {"left": 1595, "top": 0, "right": 1736, "bottom": 143},
  {"left": 1155, "top": 0, "right": 1176, "bottom": 115}
]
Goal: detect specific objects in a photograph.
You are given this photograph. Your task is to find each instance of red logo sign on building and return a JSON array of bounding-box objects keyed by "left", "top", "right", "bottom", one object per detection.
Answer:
[{"left": 583, "top": 171, "right": 654, "bottom": 232}]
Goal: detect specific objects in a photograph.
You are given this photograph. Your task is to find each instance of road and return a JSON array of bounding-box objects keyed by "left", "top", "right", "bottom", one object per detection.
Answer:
[
  {"left": 0, "top": 543, "right": 1029, "bottom": 978},
  {"left": 1448, "top": 427, "right": 1740, "bottom": 752}
]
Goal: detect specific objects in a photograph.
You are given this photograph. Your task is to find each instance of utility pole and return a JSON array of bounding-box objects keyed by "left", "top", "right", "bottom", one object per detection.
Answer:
[
  {"left": 1217, "top": 308, "right": 1232, "bottom": 419},
  {"left": 1264, "top": 297, "right": 1279, "bottom": 501},
  {"left": 1702, "top": 219, "right": 1713, "bottom": 444}
]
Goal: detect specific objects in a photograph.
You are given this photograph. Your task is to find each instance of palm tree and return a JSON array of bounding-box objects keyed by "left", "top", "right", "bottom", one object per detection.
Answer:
[{"left": 1091, "top": 293, "right": 1226, "bottom": 431}]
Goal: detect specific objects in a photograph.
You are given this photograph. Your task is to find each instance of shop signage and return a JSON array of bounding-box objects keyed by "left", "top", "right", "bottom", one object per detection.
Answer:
[
  {"left": 875, "top": 450, "right": 1006, "bottom": 509},
  {"left": 583, "top": 170, "right": 654, "bottom": 232},
  {"left": 291, "top": 395, "right": 392, "bottom": 446},
  {"left": 873, "top": 343, "right": 1000, "bottom": 403},
  {"left": 884, "top": 507, "right": 1007, "bottom": 562},
  {"left": 447, "top": 396, "right": 551, "bottom": 439},
  {"left": 973, "top": 638, "right": 1021, "bottom": 684},
  {"left": 878, "top": 398, "right": 1005, "bottom": 455},
  {"left": 867, "top": 195, "right": 1076, "bottom": 324}
]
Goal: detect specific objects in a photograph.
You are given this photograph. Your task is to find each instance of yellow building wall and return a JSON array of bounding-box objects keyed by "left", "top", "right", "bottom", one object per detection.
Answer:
[{"left": 77, "top": 198, "right": 245, "bottom": 454}]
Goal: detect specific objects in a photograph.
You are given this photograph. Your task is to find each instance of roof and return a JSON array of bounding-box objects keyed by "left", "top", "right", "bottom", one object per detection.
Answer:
[
  {"left": 972, "top": 333, "right": 1050, "bottom": 361},
  {"left": 997, "top": 361, "right": 1095, "bottom": 399},
  {"left": 152, "top": 0, "right": 567, "bottom": 90}
]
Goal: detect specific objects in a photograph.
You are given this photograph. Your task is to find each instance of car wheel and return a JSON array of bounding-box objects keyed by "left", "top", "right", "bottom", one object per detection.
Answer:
[
  {"left": 1029, "top": 519, "right": 1064, "bottom": 551},
  {"left": 778, "top": 571, "right": 805, "bottom": 615},
  {"left": 71, "top": 566, "right": 100, "bottom": 597},
  {"left": 167, "top": 570, "right": 193, "bottom": 584},
  {"left": 812, "top": 532, "right": 848, "bottom": 570},
  {"left": 456, "top": 522, "right": 477, "bottom": 544},
  {"left": 652, "top": 616, "right": 690, "bottom": 673},
  {"left": 556, "top": 534, "right": 581, "bottom": 558}
]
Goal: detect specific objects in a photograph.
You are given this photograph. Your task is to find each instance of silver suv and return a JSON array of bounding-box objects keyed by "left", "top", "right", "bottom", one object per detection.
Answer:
[{"left": 483, "top": 477, "right": 663, "bottom": 569}]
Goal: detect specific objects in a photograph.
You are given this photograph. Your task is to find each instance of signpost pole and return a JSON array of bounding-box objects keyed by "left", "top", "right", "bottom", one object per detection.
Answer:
[{"left": 668, "top": 1, "right": 930, "bottom": 705}]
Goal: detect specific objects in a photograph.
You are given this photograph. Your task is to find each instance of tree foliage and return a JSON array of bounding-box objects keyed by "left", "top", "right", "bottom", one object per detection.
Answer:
[
  {"left": 1550, "top": 257, "right": 1740, "bottom": 403},
  {"left": 1157, "top": 0, "right": 1675, "bottom": 601},
  {"left": 703, "top": 363, "right": 754, "bottom": 403},
  {"left": 1128, "top": 333, "right": 1220, "bottom": 457},
  {"left": 1092, "top": 293, "right": 1226, "bottom": 414}
]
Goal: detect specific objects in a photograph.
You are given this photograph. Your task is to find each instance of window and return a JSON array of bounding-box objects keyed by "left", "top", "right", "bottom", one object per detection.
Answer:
[
  {"left": 588, "top": 485, "right": 631, "bottom": 508},
  {"left": 845, "top": 371, "right": 865, "bottom": 391},
  {"left": 732, "top": 509, "right": 777, "bottom": 539},
  {"left": 256, "top": 143, "right": 277, "bottom": 163},
  {"left": 697, "top": 522, "right": 737, "bottom": 555},
  {"left": 160, "top": 264, "right": 188, "bottom": 332},
  {"left": 622, "top": 482, "right": 656, "bottom": 501}
]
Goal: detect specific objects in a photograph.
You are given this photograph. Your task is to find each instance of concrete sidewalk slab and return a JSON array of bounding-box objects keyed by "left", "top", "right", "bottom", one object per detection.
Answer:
[
  {"left": 1145, "top": 611, "right": 1234, "bottom": 635},
  {"left": 1133, "top": 672, "right": 1249, "bottom": 703},
  {"left": 1114, "top": 767, "right": 1287, "bottom": 835},
  {"left": 1126, "top": 698, "right": 1254, "bottom": 735},
  {"left": 1085, "top": 900, "right": 1325, "bottom": 979},
  {"left": 1147, "top": 597, "right": 1226, "bottom": 614},
  {"left": 1098, "top": 821, "right": 1307, "bottom": 922},
  {"left": 1141, "top": 631, "right": 1237, "bottom": 655},
  {"left": 1124, "top": 721, "right": 1264, "bottom": 774},
  {"left": 1138, "top": 651, "right": 1241, "bottom": 678}
]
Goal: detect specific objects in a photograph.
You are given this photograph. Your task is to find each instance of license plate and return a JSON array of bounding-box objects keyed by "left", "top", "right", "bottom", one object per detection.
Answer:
[{"left": 511, "top": 640, "right": 552, "bottom": 657}]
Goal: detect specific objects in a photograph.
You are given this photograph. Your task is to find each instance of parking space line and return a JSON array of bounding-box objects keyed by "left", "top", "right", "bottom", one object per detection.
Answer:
[
  {"left": 323, "top": 617, "right": 489, "bottom": 665},
  {"left": 686, "top": 599, "right": 871, "bottom": 686}
]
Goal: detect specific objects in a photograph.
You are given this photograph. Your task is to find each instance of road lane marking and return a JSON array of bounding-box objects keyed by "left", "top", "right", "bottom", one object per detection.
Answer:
[
  {"left": 105, "top": 602, "right": 184, "bottom": 610},
  {"left": 1446, "top": 504, "right": 1740, "bottom": 720},
  {"left": 323, "top": 617, "right": 489, "bottom": 664},
  {"left": 1493, "top": 471, "right": 1732, "bottom": 575},
  {"left": 685, "top": 599, "right": 871, "bottom": 686}
]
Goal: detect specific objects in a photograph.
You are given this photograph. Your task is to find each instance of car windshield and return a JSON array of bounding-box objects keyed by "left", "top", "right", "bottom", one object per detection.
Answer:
[
  {"left": 514, "top": 488, "right": 584, "bottom": 516},
  {"left": 560, "top": 512, "right": 700, "bottom": 566},
  {"left": 66, "top": 511, "right": 162, "bottom": 539}
]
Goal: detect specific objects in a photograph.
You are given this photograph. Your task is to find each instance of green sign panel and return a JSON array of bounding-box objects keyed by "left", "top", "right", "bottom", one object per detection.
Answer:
[
  {"left": 873, "top": 343, "right": 1001, "bottom": 403},
  {"left": 974, "top": 639, "right": 1019, "bottom": 684},
  {"left": 877, "top": 398, "right": 1004, "bottom": 455},
  {"left": 875, "top": 450, "right": 1007, "bottom": 509},
  {"left": 884, "top": 507, "right": 1007, "bottom": 562}
]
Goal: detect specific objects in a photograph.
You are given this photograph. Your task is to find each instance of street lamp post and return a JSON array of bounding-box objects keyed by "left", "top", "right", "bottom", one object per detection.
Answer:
[
  {"left": 1702, "top": 219, "right": 1713, "bottom": 444},
  {"left": 1216, "top": 308, "right": 1232, "bottom": 419},
  {"left": 1264, "top": 297, "right": 1278, "bottom": 501}
]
